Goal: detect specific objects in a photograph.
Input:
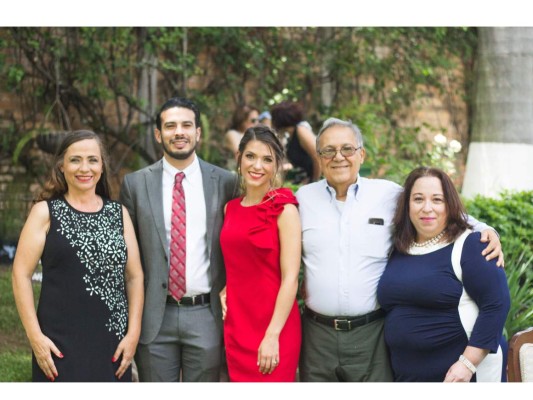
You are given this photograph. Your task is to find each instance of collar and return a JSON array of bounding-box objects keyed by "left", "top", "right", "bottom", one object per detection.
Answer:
[
  {"left": 324, "top": 175, "right": 361, "bottom": 202},
  {"left": 162, "top": 154, "right": 200, "bottom": 186}
]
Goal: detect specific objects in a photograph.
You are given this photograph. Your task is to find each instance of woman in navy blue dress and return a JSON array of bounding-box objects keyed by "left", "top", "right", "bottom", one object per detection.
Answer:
[{"left": 377, "top": 167, "right": 510, "bottom": 382}]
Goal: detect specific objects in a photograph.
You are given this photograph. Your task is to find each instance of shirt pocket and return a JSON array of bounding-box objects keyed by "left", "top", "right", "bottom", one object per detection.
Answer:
[{"left": 357, "top": 223, "right": 393, "bottom": 258}]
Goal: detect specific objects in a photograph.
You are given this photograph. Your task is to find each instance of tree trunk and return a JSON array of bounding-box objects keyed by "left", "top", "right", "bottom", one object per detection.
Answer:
[
  {"left": 319, "top": 27, "right": 336, "bottom": 112},
  {"left": 138, "top": 54, "right": 159, "bottom": 162},
  {"left": 462, "top": 27, "right": 533, "bottom": 198}
]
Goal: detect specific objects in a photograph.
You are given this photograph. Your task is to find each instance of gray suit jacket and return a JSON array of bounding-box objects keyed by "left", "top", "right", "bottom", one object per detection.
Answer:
[{"left": 119, "top": 158, "right": 238, "bottom": 344}]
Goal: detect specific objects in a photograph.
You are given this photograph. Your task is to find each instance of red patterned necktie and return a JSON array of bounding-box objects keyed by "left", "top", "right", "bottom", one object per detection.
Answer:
[{"left": 169, "top": 172, "right": 186, "bottom": 301}]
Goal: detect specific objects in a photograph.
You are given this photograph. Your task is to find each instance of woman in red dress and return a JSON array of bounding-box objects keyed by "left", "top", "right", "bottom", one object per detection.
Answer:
[{"left": 220, "top": 125, "right": 302, "bottom": 382}]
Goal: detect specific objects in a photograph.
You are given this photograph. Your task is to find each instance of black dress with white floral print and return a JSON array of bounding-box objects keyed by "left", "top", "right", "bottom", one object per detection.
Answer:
[{"left": 33, "top": 197, "right": 131, "bottom": 382}]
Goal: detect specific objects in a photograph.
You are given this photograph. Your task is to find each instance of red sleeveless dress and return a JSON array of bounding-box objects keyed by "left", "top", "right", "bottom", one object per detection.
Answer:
[{"left": 220, "top": 188, "right": 301, "bottom": 382}]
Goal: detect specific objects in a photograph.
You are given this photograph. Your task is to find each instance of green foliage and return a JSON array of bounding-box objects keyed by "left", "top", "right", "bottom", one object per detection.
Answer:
[
  {"left": 337, "top": 102, "right": 416, "bottom": 183},
  {"left": 503, "top": 249, "right": 533, "bottom": 338},
  {"left": 0, "top": 124, "right": 19, "bottom": 159},
  {"left": 465, "top": 191, "right": 533, "bottom": 336},
  {"left": 1, "top": 27, "right": 478, "bottom": 182},
  {"left": 336, "top": 102, "right": 461, "bottom": 184},
  {"left": 6, "top": 65, "right": 25, "bottom": 90},
  {"left": 0, "top": 351, "right": 32, "bottom": 382},
  {"left": 12, "top": 130, "right": 36, "bottom": 164},
  {"left": 328, "top": 28, "right": 478, "bottom": 184},
  {"left": 0, "top": 270, "right": 25, "bottom": 336},
  {"left": 0, "top": 177, "right": 34, "bottom": 243},
  {"left": 0, "top": 268, "right": 41, "bottom": 382},
  {"left": 464, "top": 191, "right": 533, "bottom": 260},
  {"left": 324, "top": 28, "right": 476, "bottom": 111}
]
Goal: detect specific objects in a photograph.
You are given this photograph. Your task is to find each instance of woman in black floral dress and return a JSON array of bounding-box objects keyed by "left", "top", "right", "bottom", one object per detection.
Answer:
[{"left": 12, "top": 130, "right": 144, "bottom": 382}]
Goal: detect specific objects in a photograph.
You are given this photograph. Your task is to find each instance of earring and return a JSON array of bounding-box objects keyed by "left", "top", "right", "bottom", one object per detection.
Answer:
[{"left": 239, "top": 174, "right": 246, "bottom": 194}]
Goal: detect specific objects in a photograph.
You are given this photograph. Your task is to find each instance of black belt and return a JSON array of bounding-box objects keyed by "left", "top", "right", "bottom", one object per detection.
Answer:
[
  {"left": 166, "top": 293, "right": 210, "bottom": 306},
  {"left": 304, "top": 307, "right": 385, "bottom": 331}
]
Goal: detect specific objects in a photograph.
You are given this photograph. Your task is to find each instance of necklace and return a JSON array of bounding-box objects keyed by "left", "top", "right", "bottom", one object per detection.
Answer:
[{"left": 411, "top": 230, "right": 445, "bottom": 248}]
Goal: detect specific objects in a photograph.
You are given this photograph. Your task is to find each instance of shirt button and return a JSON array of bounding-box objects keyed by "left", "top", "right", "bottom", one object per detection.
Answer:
[{"left": 162, "top": 283, "right": 167, "bottom": 289}]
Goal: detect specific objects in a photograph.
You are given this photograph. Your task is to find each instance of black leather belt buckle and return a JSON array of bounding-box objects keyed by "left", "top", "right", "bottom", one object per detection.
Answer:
[
  {"left": 334, "top": 319, "right": 351, "bottom": 331},
  {"left": 305, "top": 307, "right": 384, "bottom": 331}
]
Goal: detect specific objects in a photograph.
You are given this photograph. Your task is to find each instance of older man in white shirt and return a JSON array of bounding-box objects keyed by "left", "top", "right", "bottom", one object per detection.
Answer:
[{"left": 296, "top": 118, "right": 503, "bottom": 382}]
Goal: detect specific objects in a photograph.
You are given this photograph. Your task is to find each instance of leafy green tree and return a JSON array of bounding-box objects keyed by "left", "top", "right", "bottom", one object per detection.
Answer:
[{"left": 0, "top": 27, "right": 478, "bottom": 183}]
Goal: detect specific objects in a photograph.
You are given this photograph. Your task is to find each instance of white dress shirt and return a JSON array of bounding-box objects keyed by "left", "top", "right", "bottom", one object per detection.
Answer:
[
  {"left": 296, "top": 177, "right": 401, "bottom": 316},
  {"left": 162, "top": 155, "right": 210, "bottom": 295}
]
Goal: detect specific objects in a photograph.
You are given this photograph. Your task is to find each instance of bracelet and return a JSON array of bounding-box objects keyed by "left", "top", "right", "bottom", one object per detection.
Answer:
[{"left": 459, "top": 355, "right": 477, "bottom": 374}]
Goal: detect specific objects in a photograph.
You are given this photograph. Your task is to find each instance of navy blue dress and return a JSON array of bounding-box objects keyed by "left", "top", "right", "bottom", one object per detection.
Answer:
[
  {"left": 33, "top": 197, "right": 131, "bottom": 382},
  {"left": 377, "top": 232, "right": 510, "bottom": 382}
]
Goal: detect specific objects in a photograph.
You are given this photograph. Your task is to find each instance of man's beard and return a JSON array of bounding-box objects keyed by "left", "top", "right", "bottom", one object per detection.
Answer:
[{"left": 161, "top": 138, "right": 197, "bottom": 160}]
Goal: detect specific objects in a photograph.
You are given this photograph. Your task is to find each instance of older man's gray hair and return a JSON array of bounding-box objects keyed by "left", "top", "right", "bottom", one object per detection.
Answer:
[{"left": 316, "top": 118, "right": 364, "bottom": 150}]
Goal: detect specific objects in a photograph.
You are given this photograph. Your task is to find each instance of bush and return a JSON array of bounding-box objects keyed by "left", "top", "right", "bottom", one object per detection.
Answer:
[
  {"left": 465, "top": 191, "right": 533, "bottom": 257},
  {"left": 503, "top": 248, "right": 533, "bottom": 338},
  {"left": 464, "top": 191, "right": 533, "bottom": 337}
]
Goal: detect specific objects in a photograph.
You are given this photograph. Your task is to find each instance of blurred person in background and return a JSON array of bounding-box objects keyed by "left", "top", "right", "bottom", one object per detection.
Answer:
[
  {"left": 271, "top": 101, "right": 320, "bottom": 184},
  {"left": 258, "top": 111, "right": 272, "bottom": 128},
  {"left": 224, "top": 104, "right": 259, "bottom": 170}
]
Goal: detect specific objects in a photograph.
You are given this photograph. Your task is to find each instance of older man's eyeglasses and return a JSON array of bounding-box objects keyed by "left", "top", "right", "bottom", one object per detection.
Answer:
[{"left": 317, "top": 145, "right": 361, "bottom": 159}]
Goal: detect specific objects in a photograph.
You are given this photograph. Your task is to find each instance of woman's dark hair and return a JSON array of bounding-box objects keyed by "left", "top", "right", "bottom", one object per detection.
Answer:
[
  {"left": 394, "top": 166, "right": 471, "bottom": 254},
  {"left": 270, "top": 101, "right": 304, "bottom": 130},
  {"left": 236, "top": 125, "right": 285, "bottom": 193},
  {"left": 229, "top": 104, "right": 258, "bottom": 133},
  {"left": 36, "top": 130, "right": 111, "bottom": 202}
]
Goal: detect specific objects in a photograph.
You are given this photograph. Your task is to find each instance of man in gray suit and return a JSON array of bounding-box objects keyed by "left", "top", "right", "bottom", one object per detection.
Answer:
[{"left": 120, "top": 97, "right": 238, "bottom": 382}]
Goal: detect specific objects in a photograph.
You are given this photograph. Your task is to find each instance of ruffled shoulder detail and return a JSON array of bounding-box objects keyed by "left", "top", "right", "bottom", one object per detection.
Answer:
[{"left": 259, "top": 188, "right": 298, "bottom": 219}]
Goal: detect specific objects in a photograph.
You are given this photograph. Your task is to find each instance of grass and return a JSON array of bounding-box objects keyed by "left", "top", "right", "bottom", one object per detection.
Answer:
[
  {"left": 0, "top": 265, "right": 39, "bottom": 382},
  {"left": 0, "top": 351, "right": 33, "bottom": 382}
]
